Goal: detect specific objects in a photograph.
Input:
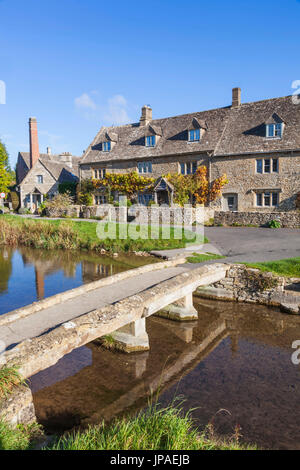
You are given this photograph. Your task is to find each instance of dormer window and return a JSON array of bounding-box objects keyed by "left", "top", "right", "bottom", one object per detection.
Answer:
[
  {"left": 146, "top": 135, "right": 156, "bottom": 147},
  {"left": 188, "top": 129, "right": 200, "bottom": 142},
  {"left": 266, "top": 123, "right": 283, "bottom": 138},
  {"left": 102, "top": 141, "right": 111, "bottom": 152}
]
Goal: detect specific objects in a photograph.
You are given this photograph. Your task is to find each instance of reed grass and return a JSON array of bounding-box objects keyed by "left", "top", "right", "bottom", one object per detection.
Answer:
[{"left": 46, "top": 402, "right": 256, "bottom": 451}]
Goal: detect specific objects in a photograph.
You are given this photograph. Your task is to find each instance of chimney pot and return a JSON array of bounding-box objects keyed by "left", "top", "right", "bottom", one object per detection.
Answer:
[
  {"left": 29, "top": 117, "right": 40, "bottom": 168},
  {"left": 47, "top": 147, "right": 51, "bottom": 155},
  {"left": 232, "top": 87, "right": 241, "bottom": 107},
  {"left": 140, "top": 105, "right": 152, "bottom": 126}
]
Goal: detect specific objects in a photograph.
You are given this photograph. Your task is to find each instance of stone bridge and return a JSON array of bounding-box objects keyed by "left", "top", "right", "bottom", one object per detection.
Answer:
[{"left": 1, "top": 259, "right": 228, "bottom": 383}]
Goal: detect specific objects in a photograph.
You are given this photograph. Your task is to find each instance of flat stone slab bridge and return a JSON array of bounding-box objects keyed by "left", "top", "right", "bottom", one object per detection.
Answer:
[{"left": 1, "top": 258, "right": 229, "bottom": 380}]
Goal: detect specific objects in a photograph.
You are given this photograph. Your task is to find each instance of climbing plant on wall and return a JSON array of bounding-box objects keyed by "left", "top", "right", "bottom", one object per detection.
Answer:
[
  {"left": 166, "top": 166, "right": 228, "bottom": 206},
  {"left": 92, "top": 172, "right": 155, "bottom": 201}
]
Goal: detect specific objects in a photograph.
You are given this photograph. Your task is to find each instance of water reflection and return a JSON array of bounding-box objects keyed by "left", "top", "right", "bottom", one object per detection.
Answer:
[
  {"left": 29, "top": 298, "right": 300, "bottom": 449},
  {"left": 0, "top": 247, "right": 156, "bottom": 314}
]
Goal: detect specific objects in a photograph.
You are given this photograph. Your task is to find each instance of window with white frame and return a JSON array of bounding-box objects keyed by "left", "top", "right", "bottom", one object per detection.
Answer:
[
  {"left": 93, "top": 168, "right": 106, "bottom": 179},
  {"left": 255, "top": 191, "right": 279, "bottom": 207},
  {"left": 180, "top": 161, "right": 198, "bottom": 175},
  {"left": 146, "top": 135, "right": 156, "bottom": 147},
  {"left": 102, "top": 141, "right": 111, "bottom": 152},
  {"left": 266, "top": 123, "right": 283, "bottom": 138},
  {"left": 94, "top": 194, "right": 107, "bottom": 205},
  {"left": 188, "top": 129, "right": 200, "bottom": 142},
  {"left": 138, "top": 161, "right": 152, "bottom": 173},
  {"left": 138, "top": 193, "right": 154, "bottom": 205},
  {"left": 256, "top": 158, "right": 279, "bottom": 174},
  {"left": 36, "top": 175, "right": 43, "bottom": 184}
]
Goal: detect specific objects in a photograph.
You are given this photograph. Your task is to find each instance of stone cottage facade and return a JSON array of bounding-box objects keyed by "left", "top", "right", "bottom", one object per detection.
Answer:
[
  {"left": 80, "top": 88, "right": 300, "bottom": 212},
  {"left": 16, "top": 118, "right": 80, "bottom": 212}
]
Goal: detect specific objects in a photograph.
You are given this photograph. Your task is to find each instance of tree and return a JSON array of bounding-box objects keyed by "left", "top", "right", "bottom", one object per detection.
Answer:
[{"left": 0, "top": 140, "right": 13, "bottom": 194}]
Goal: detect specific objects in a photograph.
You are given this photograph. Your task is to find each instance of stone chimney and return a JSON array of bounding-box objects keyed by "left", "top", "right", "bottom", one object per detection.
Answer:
[
  {"left": 29, "top": 117, "right": 40, "bottom": 168},
  {"left": 47, "top": 147, "right": 51, "bottom": 155},
  {"left": 232, "top": 87, "right": 241, "bottom": 108},
  {"left": 140, "top": 105, "right": 152, "bottom": 126},
  {"left": 60, "top": 152, "right": 73, "bottom": 168}
]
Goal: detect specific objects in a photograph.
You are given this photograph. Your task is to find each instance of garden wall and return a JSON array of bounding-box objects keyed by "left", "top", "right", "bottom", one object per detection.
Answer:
[
  {"left": 214, "top": 211, "right": 300, "bottom": 228},
  {"left": 81, "top": 205, "right": 214, "bottom": 225}
]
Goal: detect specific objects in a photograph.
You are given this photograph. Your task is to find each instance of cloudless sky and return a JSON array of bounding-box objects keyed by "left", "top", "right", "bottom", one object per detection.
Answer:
[{"left": 0, "top": 0, "right": 300, "bottom": 167}]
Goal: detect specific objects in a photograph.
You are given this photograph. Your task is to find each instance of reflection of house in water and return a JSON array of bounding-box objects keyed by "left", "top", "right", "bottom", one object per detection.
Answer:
[
  {"left": 81, "top": 260, "right": 129, "bottom": 283},
  {"left": 0, "top": 248, "right": 13, "bottom": 294},
  {"left": 21, "top": 249, "right": 78, "bottom": 301}
]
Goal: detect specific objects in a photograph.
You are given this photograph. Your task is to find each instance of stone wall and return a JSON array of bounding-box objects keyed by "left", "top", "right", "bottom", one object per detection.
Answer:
[
  {"left": 80, "top": 204, "right": 214, "bottom": 225},
  {"left": 211, "top": 152, "right": 300, "bottom": 212},
  {"left": 214, "top": 210, "right": 300, "bottom": 228},
  {"left": 0, "top": 386, "right": 36, "bottom": 426},
  {"left": 196, "top": 264, "right": 300, "bottom": 314},
  {"left": 80, "top": 154, "right": 209, "bottom": 180}
]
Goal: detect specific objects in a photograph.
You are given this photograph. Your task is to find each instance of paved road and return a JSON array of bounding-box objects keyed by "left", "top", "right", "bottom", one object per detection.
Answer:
[
  {"left": 204, "top": 227, "right": 300, "bottom": 263},
  {"left": 0, "top": 266, "right": 187, "bottom": 350},
  {"left": 153, "top": 227, "right": 300, "bottom": 264}
]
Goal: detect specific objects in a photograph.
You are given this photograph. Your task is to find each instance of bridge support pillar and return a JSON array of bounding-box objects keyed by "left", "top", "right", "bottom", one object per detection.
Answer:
[
  {"left": 155, "top": 292, "right": 198, "bottom": 322},
  {"left": 111, "top": 318, "right": 150, "bottom": 353}
]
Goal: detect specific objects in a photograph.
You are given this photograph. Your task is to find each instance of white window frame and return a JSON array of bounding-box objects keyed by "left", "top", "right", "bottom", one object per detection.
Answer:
[
  {"left": 36, "top": 175, "right": 43, "bottom": 184},
  {"left": 93, "top": 168, "right": 106, "bottom": 179},
  {"left": 255, "top": 191, "right": 280, "bottom": 208},
  {"left": 266, "top": 123, "right": 283, "bottom": 139},
  {"left": 179, "top": 161, "right": 198, "bottom": 175},
  {"left": 102, "top": 141, "right": 111, "bottom": 152},
  {"left": 138, "top": 161, "right": 152, "bottom": 174},
  {"left": 188, "top": 129, "right": 201, "bottom": 142},
  {"left": 146, "top": 135, "right": 156, "bottom": 147}
]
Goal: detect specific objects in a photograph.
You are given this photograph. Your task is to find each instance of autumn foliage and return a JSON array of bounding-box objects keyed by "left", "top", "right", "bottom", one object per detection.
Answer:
[{"left": 84, "top": 166, "right": 228, "bottom": 206}]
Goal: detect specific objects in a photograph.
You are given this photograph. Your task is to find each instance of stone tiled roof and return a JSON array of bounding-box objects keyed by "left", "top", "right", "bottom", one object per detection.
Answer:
[
  {"left": 18, "top": 153, "right": 80, "bottom": 184},
  {"left": 81, "top": 95, "right": 300, "bottom": 165},
  {"left": 81, "top": 107, "right": 231, "bottom": 164},
  {"left": 215, "top": 96, "right": 300, "bottom": 156}
]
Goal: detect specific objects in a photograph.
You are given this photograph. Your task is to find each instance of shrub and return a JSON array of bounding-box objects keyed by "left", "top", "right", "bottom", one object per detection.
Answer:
[
  {"left": 44, "top": 192, "right": 74, "bottom": 217},
  {"left": 268, "top": 219, "right": 281, "bottom": 229},
  {"left": 78, "top": 192, "right": 93, "bottom": 206},
  {"left": 9, "top": 191, "right": 20, "bottom": 211}
]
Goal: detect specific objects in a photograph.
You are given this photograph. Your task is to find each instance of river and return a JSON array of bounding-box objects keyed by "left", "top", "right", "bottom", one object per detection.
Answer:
[{"left": 1, "top": 247, "right": 300, "bottom": 449}]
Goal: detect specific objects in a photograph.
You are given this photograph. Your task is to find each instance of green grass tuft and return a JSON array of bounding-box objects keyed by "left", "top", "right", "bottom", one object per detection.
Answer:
[
  {"left": 0, "top": 365, "right": 26, "bottom": 401},
  {"left": 187, "top": 252, "right": 225, "bottom": 264},
  {"left": 45, "top": 402, "right": 256, "bottom": 451}
]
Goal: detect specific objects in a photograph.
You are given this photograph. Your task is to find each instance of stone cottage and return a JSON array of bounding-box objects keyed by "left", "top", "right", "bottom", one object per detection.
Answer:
[
  {"left": 16, "top": 118, "right": 80, "bottom": 212},
  {"left": 80, "top": 88, "right": 300, "bottom": 212}
]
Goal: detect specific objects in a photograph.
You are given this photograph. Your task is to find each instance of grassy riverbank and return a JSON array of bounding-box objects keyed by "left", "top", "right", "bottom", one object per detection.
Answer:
[
  {"left": 0, "top": 403, "right": 255, "bottom": 450},
  {"left": 0, "top": 215, "right": 207, "bottom": 253},
  {"left": 244, "top": 257, "right": 300, "bottom": 277}
]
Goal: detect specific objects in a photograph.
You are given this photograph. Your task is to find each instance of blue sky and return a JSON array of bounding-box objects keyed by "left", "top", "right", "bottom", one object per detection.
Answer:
[{"left": 0, "top": 0, "right": 300, "bottom": 168}]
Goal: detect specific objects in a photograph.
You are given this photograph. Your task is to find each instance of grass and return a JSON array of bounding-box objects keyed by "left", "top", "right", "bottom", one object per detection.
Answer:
[
  {"left": 45, "top": 402, "right": 255, "bottom": 451},
  {"left": 243, "top": 257, "right": 300, "bottom": 278},
  {"left": 187, "top": 252, "right": 226, "bottom": 264},
  {"left": 0, "top": 421, "right": 43, "bottom": 450},
  {"left": 0, "top": 365, "right": 26, "bottom": 401},
  {"left": 0, "top": 215, "right": 208, "bottom": 253}
]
